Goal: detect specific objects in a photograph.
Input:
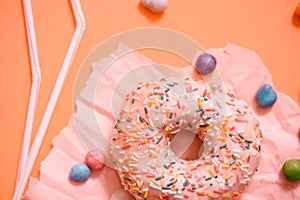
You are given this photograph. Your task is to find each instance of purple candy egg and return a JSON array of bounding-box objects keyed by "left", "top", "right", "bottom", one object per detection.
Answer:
[{"left": 195, "top": 53, "right": 217, "bottom": 75}]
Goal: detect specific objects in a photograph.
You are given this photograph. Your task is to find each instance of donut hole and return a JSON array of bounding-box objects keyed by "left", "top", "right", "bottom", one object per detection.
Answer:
[{"left": 169, "top": 130, "right": 203, "bottom": 161}]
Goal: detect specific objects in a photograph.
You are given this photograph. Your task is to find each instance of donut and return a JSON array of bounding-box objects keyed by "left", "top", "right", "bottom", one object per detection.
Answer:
[{"left": 110, "top": 77, "right": 262, "bottom": 199}]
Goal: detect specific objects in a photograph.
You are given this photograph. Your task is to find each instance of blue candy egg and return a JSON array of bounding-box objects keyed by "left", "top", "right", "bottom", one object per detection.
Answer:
[
  {"left": 70, "top": 163, "right": 91, "bottom": 182},
  {"left": 195, "top": 53, "right": 217, "bottom": 75},
  {"left": 256, "top": 84, "right": 277, "bottom": 108}
]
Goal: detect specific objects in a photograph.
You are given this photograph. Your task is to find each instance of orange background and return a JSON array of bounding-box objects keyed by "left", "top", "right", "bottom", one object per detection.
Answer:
[{"left": 1, "top": 0, "right": 300, "bottom": 199}]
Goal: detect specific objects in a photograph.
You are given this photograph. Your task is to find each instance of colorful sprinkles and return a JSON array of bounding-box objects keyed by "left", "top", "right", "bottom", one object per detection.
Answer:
[{"left": 110, "top": 77, "right": 262, "bottom": 199}]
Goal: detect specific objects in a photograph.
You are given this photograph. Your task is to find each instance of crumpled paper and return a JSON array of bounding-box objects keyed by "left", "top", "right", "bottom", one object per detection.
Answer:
[{"left": 25, "top": 44, "right": 300, "bottom": 200}]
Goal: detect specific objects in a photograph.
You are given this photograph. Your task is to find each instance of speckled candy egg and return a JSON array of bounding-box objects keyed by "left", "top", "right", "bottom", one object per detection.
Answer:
[
  {"left": 195, "top": 53, "right": 217, "bottom": 75},
  {"left": 283, "top": 159, "right": 300, "bottom": 182},
  {"left": 70, "top": 163, "right": 91, "bottom": 182},
  {"left": 256, "top": 84, "right": 277, "bottom": 108},
  {"left": 84, "top": 149, "right": 105, "bottom": 170},
  {"left": 141, "top": 0, "right": 168, "bottom": 13}
]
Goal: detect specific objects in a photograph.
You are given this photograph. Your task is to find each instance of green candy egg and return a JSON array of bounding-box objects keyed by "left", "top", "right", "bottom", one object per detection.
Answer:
[{"left": 282, "top": 159, "right": 300, "bottom": 182}]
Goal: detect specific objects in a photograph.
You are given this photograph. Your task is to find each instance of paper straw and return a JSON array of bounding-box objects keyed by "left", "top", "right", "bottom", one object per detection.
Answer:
[
  {"left": 13, "top": 0, "right": 86, "bottom": 199},
  {"left": 16, "top": 0, "right": 42, "bottom": 184}
]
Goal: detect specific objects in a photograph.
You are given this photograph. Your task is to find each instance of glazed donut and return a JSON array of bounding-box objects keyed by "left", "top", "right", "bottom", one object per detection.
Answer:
[{"left": 110, "top": 77, "right": 262, "bottom": 199}]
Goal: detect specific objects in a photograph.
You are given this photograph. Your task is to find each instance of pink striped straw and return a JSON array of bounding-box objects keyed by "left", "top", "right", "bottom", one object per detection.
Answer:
[
  {"left": 13, "top": 0, "right": 86, "bottom": 199},
  {"left": 16, "top": 0, "right": 41, "bottom": 184}
]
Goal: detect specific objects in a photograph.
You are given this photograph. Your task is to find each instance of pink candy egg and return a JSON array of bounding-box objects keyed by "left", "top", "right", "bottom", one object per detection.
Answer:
[
  {"left": 141, "top": 0, "right": 168, "bottom": 13},
  {"left": 84, "top": 149, "right": 105, "bottom": 170}
]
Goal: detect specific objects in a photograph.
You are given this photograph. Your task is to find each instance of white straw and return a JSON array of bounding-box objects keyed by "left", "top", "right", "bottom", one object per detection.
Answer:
[
  {"left": 13, "top": 0, "right": 86, "bottom": 199},
  {"left": 16, "top": 0, "right": 42, "bottom": 184}
]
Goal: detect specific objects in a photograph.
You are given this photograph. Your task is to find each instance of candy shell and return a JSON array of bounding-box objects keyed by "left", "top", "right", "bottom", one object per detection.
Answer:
[
  {"left": 85, "top": 149, "right": 105, "bottom": 170},
  {"left": 256, "top": 84, "right": 277, "bottom": 108},
  {"left": 70, "top": 163, "right": 91, "bottom": 182},
  {"left": 195, "top": 53, "right": 217, "bottom": 75},
  {"left": 282, "top": 159, "right": 300, "bottom": 182}
]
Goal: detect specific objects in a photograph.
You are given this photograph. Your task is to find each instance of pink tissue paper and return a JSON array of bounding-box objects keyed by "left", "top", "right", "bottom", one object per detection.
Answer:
[{"left": 25, "top": 44, "right": 300, "bottom": 200}]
